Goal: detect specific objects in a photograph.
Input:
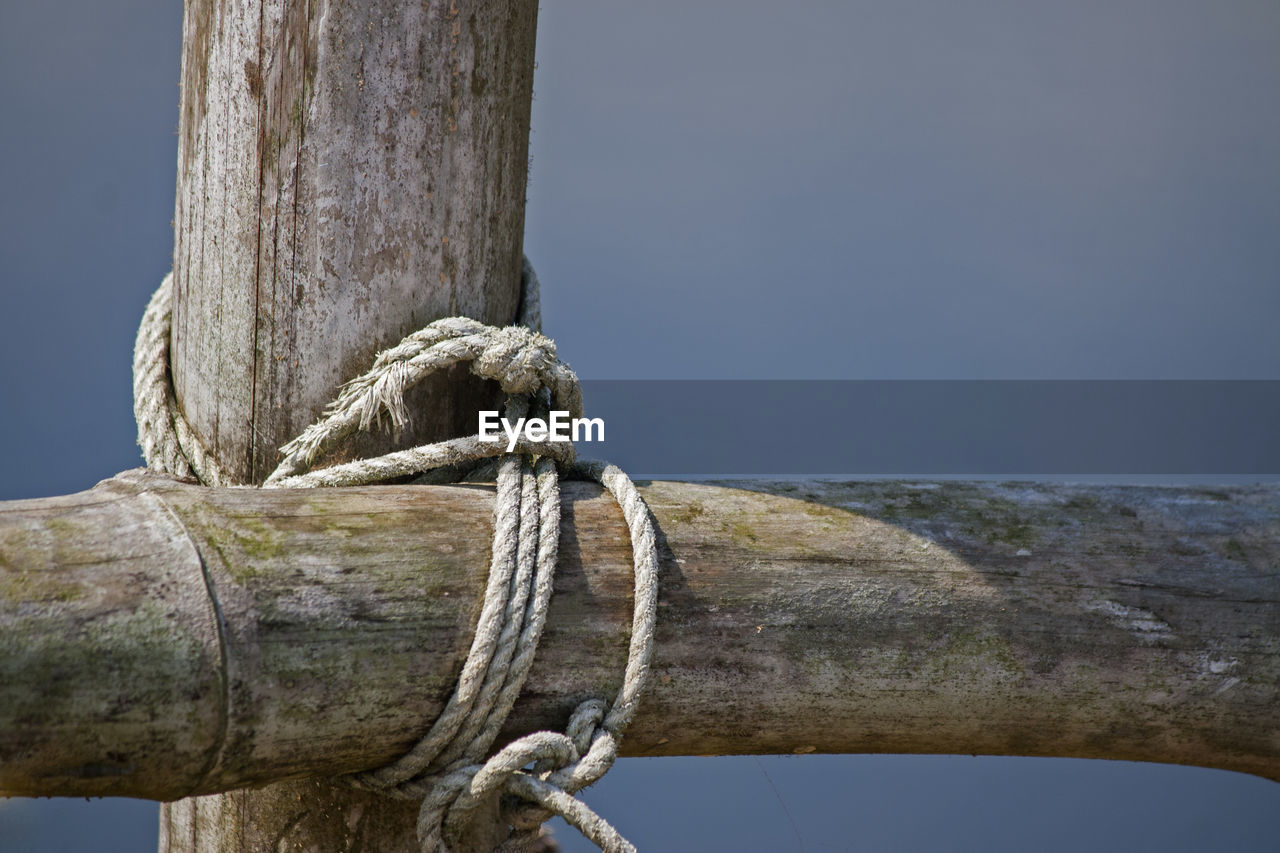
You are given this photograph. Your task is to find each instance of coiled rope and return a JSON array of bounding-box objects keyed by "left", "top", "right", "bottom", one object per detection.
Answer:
[{"left": 133, "top": 261, "right": 657, "bottom": 852}]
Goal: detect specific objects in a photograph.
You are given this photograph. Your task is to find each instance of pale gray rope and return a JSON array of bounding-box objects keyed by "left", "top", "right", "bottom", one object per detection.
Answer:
[{"left": 132, "top": 264, "right": 657, "bottom": 853}]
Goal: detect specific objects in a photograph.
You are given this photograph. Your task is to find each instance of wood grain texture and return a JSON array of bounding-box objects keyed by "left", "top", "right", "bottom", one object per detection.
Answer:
[
  {"left": 2, "top": 472, "right": 1277, "bottom": 801},
  {"left": 166, "top": 0, "right": 538, "bottom": 846},
  {"left": 170, "top": 0, "right": 537, "bottom": 484}
]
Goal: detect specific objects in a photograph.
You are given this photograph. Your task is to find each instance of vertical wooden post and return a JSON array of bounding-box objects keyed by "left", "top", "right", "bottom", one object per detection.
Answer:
[{"left": 160, "top": 0, "right": 538, "bottom": 849}]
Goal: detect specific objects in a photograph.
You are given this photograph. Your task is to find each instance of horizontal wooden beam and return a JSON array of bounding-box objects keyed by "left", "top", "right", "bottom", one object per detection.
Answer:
[{"left": 1, "top": 470, "right": 1276, "bottom": 800}]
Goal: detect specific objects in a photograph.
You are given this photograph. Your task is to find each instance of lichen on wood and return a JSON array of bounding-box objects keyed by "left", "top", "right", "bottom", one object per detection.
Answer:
[{"left": 2, "top": 471, "right": 1276, "bottom": 802}]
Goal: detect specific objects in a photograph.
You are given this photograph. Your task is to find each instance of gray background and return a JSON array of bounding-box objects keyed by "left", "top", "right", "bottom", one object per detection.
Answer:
[
  {"left": 574, "top": 380, "right": 1280, "bottom": 475},
  {"left": 1, "top": 1, "right": 1278, "bottom": 850}
]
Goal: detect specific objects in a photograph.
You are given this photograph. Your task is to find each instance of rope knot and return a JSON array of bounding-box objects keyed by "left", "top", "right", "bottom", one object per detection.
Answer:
[
  {"left": 474, "top": 326, "right": 560, "bottom": 397},
  {"left": 412, "top": 698, "right": 628, "bottom": 852},
  {"left": 134, "top": 265, "right": 655, "bottom": 852}
]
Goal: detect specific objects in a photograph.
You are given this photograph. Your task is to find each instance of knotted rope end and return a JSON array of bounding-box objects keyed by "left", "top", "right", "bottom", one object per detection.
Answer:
[{"left": 133, "top": 262, "right": 656, "bottom": 853}]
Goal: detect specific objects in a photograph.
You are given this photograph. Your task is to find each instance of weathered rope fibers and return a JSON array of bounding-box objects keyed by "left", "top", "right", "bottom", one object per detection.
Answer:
[{"left": 133, "top": 261, "right": 657, "bottom": 853}]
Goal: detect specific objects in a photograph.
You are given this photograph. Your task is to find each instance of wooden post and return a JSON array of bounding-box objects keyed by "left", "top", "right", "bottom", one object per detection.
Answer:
[
  {"left": 2, "top": 473, "right": 1278, "bottom": 796},
  {"left": 162, "top": 0, "right": 537, "bottom": 849}
]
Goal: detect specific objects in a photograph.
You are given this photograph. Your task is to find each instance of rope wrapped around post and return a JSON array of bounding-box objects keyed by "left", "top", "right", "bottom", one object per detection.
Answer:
[{"left": 133, "top": 262, "right": 658, "bottom": 853}]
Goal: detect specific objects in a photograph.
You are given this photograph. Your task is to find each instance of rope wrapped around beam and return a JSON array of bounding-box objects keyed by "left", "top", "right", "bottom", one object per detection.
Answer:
[{"left": 133, "top": 263, "right": 658, "bottom": 853}]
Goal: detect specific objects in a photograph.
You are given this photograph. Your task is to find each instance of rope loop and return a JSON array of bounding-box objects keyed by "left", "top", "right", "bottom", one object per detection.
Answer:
[{"left": 133, "top": 261, "right": 657, "bottom": 853}]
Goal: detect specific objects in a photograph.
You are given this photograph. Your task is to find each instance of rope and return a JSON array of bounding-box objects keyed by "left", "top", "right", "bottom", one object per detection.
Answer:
[{"left": 133, "top": 263, "right": 658, "bottom": 853}]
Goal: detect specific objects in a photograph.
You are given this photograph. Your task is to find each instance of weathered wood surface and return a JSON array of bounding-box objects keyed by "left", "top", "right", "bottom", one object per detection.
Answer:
[
  {"left": 164, "top": 0, "right": 539, "bottom": 846},
  {"left": 2, "top": 471, "right": 1277, "bottom": 801},
  {"left": 170, "top": 0, "right": 536, "bottom": 485}
]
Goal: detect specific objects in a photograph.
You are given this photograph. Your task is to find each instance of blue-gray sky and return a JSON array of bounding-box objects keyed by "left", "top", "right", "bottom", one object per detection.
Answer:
[
  {"left": 528, "top": 1, "right": 1280, "bottom": 380},
  {"left": 1, "top": 1, "right": 1277, "bottom": 851}
]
